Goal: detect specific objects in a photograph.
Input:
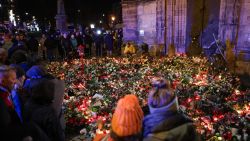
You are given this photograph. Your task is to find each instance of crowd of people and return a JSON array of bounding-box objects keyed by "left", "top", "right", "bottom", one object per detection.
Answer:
[
  {"left": 0, "top": 62, "right": 199, "bottom": 141},
  {"left": 0, "top": 26, "right": 124, "bottom": 63},
  {"left": 94, "top": 78, "right": 199, "bottom": 141},
  {"left": 0, "top": 26, "right": 67, "bottom": 141},
  {"left": 0, "top": 64, "right": 65, "bottom": 141},
  {"left": 0, "top": 25, "right": 199, "bottom": 141}
]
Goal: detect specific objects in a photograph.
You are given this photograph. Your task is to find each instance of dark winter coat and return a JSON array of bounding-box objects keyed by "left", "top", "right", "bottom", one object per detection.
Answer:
[
  {"left": 8, "top": 43, "right": 28, "bottom": 59},
  {"left": 84, "top": 34, "right": 93, "bottom": 45},
  {"left": 61, "top": 38, "right": 72, "bottom": 52},
  {"left": 143, "top": 104, "right": 199, "bottom": 141},
  {"left": 24, "top": 100, "right": 64, "bottom": 141},
  {"left": 0, "top": 86, "right": 30, "bottom": 141},
  {"left": 28, "top": 37, "right": 39, "bottom": 52},
  {"left": 23, "top": 78, "right": 64, "bottom": 141},
  {"left": 44, "top": 37, "right": 57, "bottom": 50},
  {"left": 0, "top": 87, "right": 22, "bottom": 126},
  {"left": 143, "top": 112, "right": 198, "bottom": 141},
  {"left": 104, "top": 34, "right": 113, "bottom": 50}
]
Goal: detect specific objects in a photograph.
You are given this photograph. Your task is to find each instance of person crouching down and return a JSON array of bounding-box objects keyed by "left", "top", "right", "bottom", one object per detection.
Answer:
[
  {"left": 143, "top": 78, "right": 200, "bottom": 141},
  {"left": 124, "top": 42, "right": 136, "bottom": 56},
  {"left": 94, "top": 94, "right": 144, "bottom": 141}
]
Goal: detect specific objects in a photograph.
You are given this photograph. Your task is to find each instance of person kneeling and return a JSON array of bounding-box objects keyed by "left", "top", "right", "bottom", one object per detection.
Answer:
[{"left": 124, "top": 42, "right": 136, "bottom": 57}]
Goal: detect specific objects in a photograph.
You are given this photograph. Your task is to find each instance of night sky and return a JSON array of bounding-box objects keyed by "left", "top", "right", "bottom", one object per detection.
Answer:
[{"left": 16, "top": 0, "right": 120, "bottom": 26}]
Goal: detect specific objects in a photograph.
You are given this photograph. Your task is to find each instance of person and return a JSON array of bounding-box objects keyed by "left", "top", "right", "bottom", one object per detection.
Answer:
[
  {"left": 70, "top": 34, "right": 78, "bottom": 58},
  {"left": 0, "top": 65, "right": 33, "bottom": 140},
  {"left": 124, "top": 42, "right": 136, "bottom": 56},
  {"left": 61, "top": 33, "right": 72, "bottom": 59},
  {"left": 75, "top": 32, "right": 84, "bottom": 46},
  {"left": 8, "top": 34, "right": 28, "bottom": 60},
  {"left": 0, "top": 48, "right": 8, "bottom": 65},
  {"left": 19, "top": 33, "right": 28, "bottom": 50},
  {"left": 10, "top": 64, "right": 26, "bottom": 123},
  {"left": 55, "top": 34, "right": 63, "bottom": 60},
  {"left": 143, "top": 77, "right": 199, "bottom": 141},
  {"left": 23, "top": 78, "right": 65, "bottom": 141},
  {"left": 39, "top": 34, "right": 47, "bottom": 60},
  {"left": 11, "top": 50, "right": 30, "bottom": 72},
  {"left": 24, "top": 65, "right": 66, "bottom": 131},
  {"left": 84, "top": 32, "right": 93, "bottom": 57},
  {"left": 23, "top": 65, "right": 54, "bottom": 95},
  {"left": 44, "top": 34, "right": 57, "bottom": 61},
  {"left": 141, "top": 43, "right": 149, "bottom": 55},
  {"left": 94, "top": 32, "right": 104, "bottom": 57},
  {"left": 104, "top": 31, "right": 113, "bottom": 56},
  {"left": 117, "top": 29, "right": 123, "bottom": 56},
  {"left": 27, "top": 35, "right": 39, "bottom": 61},
  {"left": 94, "top": 94, "right": 144, "bottom": 141},
  {"left": 2, "top": 34, "right": 13, "bottom": 51}
]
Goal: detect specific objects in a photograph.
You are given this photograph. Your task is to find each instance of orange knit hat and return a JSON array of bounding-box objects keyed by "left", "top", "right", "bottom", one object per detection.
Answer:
[{"left": 111, "top": 94, "right": 144, "bottom": 137}]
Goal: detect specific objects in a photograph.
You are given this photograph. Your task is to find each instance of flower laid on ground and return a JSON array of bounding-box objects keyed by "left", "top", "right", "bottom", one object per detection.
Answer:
[{"left": 47, "top": 56, "right": 249, "bottom": 141}]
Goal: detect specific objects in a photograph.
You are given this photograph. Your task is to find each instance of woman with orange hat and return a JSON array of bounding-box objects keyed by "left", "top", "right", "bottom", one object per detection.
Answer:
[{"left": 94, "top": 94, "right": 144, "bottom": 141}]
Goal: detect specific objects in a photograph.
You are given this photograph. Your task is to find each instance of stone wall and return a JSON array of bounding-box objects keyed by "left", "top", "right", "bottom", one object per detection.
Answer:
[
  {"left": 121, "top": 0, "right": 250, "bottom": 60},
  {"left": 166, "top": 0, "right": 187, "bottom": 53},
  {"left": 156, "top": 0, "right": 165, "bottom": 44},
  {"left": 137, "top": 1, "right": 157, "bottom": 45},
  {"left": 219, "top": 0, "right": 241, "bottom": 46},
  {"left": 236, "top": 0, "right": 250, "bottom": 61},
  {"left": 219, "top": 0, "right": 250, "bottom": 62},
  {"left": 122, "top": 1, "right": 138, "bottom": 42}
]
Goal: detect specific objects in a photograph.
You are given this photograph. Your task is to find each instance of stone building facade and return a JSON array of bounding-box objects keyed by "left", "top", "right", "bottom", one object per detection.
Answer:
[
  {"left": 122, "top": 0, "right": 187, "bottom": 53},
  {"left": 122, "top": 0, "right": 250, "bottom": 62}
]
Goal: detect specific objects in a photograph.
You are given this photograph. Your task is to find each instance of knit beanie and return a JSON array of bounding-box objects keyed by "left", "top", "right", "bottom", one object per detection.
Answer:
[
  {"left": 148, "top": 77, "right": 178, "bottom": 113},
  {"left": 111, "top": 94, "right": 144, "bottom": 137}
]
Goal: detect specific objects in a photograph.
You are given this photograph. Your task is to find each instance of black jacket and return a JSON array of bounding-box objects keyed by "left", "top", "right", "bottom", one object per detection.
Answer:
[
  {"left": 28, "top": 37, "right": 39, "bottom": 52},
  {"left": 143, "top": 111, "right": 199, "bottom": 141},
  {"left": 24, "top": 99, "right": 65, "bottom": 141},
  {"left": 0, "top": 88, "right": 30, "bottom": 141}
]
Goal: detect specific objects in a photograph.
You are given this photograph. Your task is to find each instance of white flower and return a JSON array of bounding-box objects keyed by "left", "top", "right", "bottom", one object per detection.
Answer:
[{"left": 80, "top": 128, "right": 87, "bottom": 134}]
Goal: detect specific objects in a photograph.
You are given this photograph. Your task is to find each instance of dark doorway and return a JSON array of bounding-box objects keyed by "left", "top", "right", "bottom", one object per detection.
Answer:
[{"left": 186, "top": 0, "right": 221, "bottom": 49}]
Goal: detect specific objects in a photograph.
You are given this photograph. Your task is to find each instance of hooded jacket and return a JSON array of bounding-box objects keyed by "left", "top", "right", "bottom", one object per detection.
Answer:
[{"left": 143, "top": 98, "right": 199, "bottom": 141}]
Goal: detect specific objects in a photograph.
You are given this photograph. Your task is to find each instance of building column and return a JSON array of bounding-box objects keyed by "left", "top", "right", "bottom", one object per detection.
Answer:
[
  {"left": 236, "top": 0, "right": 250, "bottom": 61},
  {"left": 166, "top": 0, "right": 187, "bottom": 54},
  {"left": 122, "top": 0, "right": 138, "bottom": 42},
  {"left": 55, "top": 0, "right": 67, "bottom": 32}
]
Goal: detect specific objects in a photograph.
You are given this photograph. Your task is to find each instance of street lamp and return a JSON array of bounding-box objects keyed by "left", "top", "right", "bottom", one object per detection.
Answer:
[
  {"left": 97, "top": 30, "right": 101, "bottom": 35},
  {"left": 111, "top": 16, "right": 115, "bottom": 22},
  {"left": 90, "top": 24, "right": 95, "bottom": 29}
]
